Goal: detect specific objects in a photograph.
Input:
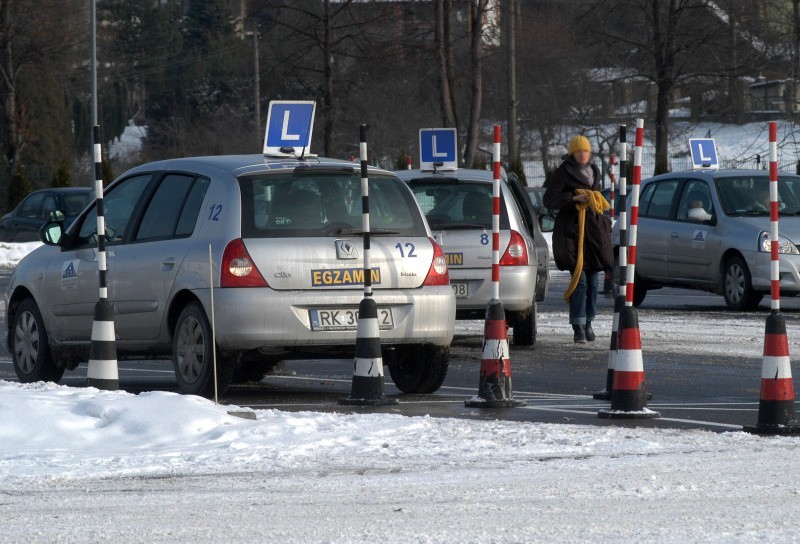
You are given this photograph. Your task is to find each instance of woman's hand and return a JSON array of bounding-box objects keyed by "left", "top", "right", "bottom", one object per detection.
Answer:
[{"left": 572, "top": 194, "right": 589, "bottom": 204}]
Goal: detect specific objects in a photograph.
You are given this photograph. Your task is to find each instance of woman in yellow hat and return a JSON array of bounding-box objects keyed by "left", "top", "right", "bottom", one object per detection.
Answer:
[{"left": 543, "top": 135, "right": 613, "bottom": 343}]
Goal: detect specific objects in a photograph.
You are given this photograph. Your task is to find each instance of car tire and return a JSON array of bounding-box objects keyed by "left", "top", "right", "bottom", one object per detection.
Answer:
[
  {"left": 172, "top": 302, "right": 233, "bottom": 398},
  {"left": 723, "top": 256, "right": 763, "bottom": 311},
  {"left": 512, "top": 304, "right": 536, "bottom": 347},
  {"left": 11, "top": 299, "right": 65, "bottom": 383},
  {"left": 388, "top": 345, "right": 449, "bottom": 394}
]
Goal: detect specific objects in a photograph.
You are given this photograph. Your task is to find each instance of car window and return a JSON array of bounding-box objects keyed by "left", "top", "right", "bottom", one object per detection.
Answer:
[
  {"left": 638, "top": 183, "right": 655, "bottom": 216},
  {"left": 238, "top": 171, "right": 426, "bottom": 238},
  {"left": 715, "top": 175, "right": 800, "bottom": 216},
  {"left": 677, "top": 180, "right": 714, "bottom": 222},
  {"left": 17, "top": 193, "right": 44, "bottom": 218},
  {"left": 135, "top": 174, "right": 205, "bottom": 241},
  {"left": 176, "top": 177, "right": 210, "bottom": 236},
  {"left": 62, "top": 193, "right": 91, "bottom": 217},
  {"left": 41, "top": 194, "right": 57, "bottom": 219},
  {"left": 408, "top": 181, "right": 511, "bottom": 230},
  {"left": 641, "top": 180, "right": 678, "bottom": 219},
  {"left": 77, "top": 174, "right": 152, "bottom": 245}
]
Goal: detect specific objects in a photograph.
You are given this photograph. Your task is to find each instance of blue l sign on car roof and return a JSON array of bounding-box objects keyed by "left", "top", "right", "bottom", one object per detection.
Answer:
[
  {"left": 419, "top": 128, "right": 458, "bottom": 171},
  {"left": 689, "top": 138, "right": 718, "bottom": 170},
  {"left": 263, "top": 101, "right": 316, "bottom": 157}
]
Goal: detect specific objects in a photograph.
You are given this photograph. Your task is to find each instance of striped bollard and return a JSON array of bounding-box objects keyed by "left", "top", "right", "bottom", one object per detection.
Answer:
[
  {"left": 465, "top": 125, "right": 525, "bottom": 408},
  {"left": 407, "top": 154, "right": 412, "bottom": 170},
  {"left": 86, "top": 125, "right": 119, "bottom": 391},
  {"left": 600, "top": 119, "right": 658, "bottom": 419},
  {"left": 340, "top": 124, "right": 398, "bottom": 406},
  {"left": 602, "top": 154, "right": 617, "bottom": 294},
  {"left": 745, "top": 121, "right": 799, "bottom": 435},
  {"left": 595, "top": 130, "right": 626, "bottom": 400}
]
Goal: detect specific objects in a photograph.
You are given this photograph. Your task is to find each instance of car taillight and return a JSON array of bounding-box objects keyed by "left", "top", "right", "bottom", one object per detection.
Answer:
[
  {"left": 423, "top": 237, "right": 450, "bottom": 286},
  {"left": 500, "top": 230, "right": 529, "bottom": 266},
  {"left": 221, "top": 239, "right": 268, "bottom": 288}
]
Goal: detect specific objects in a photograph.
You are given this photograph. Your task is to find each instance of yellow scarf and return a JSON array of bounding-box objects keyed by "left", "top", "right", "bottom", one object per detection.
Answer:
[{"left": 563, "top": 188, "right": 610, "bottom": 302}]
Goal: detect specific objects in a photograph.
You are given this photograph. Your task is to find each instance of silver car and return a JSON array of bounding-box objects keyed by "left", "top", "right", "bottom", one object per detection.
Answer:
[
  {"left": 611, "top": 169, "right": 800, "bottom": 310},
  {"left": 6, "top": 155, "right": 456, "bottom": 396},
  {"left": 396, "top": 168, "right": 550, "bottom": 345}
]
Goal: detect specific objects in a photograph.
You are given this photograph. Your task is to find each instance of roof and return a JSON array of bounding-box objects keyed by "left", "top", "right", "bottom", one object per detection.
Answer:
[
  {"left": 394, "top": 168, "right": 498, "bottom": 183},
  {"left": 122, "top": 154, "right": 394, "bottom": 179},
  {"left": 644, "top": 169, "right": 800, "bottom": 183}
]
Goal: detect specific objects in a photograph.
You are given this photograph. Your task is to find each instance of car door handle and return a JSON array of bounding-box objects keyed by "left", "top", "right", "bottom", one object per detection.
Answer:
[
  {"left": 670, "top": 232, "right": 679, "bottom": 239},
  {"left": 161, "top": 257, "right": 176, "bottom": 270}
]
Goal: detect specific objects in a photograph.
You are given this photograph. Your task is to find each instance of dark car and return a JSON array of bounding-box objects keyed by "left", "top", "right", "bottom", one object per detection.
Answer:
[{"left": 0, "top": 188, "right": 91, "bottom": 242}]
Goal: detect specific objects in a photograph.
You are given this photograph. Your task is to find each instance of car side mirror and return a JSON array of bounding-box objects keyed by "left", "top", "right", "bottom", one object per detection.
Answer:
[
  {"left": 539, "top": 214, "right": 555, "bottom": 233},
  {"left": 39, "top": 220, "right": 65, "bottom": 246}
]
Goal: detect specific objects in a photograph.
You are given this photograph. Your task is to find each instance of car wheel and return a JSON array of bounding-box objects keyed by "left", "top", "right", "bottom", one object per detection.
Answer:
[
  {"left": 11, "top": 299, "right": 65, "bottom": 383},
  {"left": 512, "top": 304, "right": 536, "bottom": 347},
  {"left": 723, "top": 256, "right": 763, "bottom": 311},
  {"left": 388, "top": 345, "right": 449, "bottom": 394},
  {"left": 172, "top": 302, "right": 233, "bottom": 398}
]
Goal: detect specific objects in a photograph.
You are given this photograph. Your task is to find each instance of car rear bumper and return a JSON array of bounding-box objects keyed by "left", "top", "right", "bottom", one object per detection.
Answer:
[
  {"left": 449, "top": 266, "right": 536, "bottom": 314},
  {"left": 197, "top": 286, "right": 455, "bottom": 351}
]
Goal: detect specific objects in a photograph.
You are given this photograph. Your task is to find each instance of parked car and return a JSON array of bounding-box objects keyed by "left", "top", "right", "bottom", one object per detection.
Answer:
[
  {"left": 6, "top": 155, "right": 456, "bottom": 397},
  {"left": 611, "top": 169, "right": 800, "bottom": 310},
  {"left": 0, "top": 188, "right": 91, "bottom": 242},
  {"left": 525, "top": 186, "right": 557, "bottom": 219},
  {"left": 396, "top": 167, "right": 551, "bottom": 346}
]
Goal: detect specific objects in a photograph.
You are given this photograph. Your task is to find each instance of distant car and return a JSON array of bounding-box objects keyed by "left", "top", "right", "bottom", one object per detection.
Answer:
[
  {"left": 0, "top": 188, "right": 91, "bottom": 242},
  {"left": 611, "top": 169, "right": 800, "bottom": 310},
  {"left": 600, "top": 187, "right": 622, "bottom": 219},
  {"left": 525, "top": 186, "right": 558, "bottom": 219},
  {"left": 6, "top": 155, "right": 456, "bottom": 397},
  {"left": 397, "top": 168, "right": 551, "bottom": 346}
]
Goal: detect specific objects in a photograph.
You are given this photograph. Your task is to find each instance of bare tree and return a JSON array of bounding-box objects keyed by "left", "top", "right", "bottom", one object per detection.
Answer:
[
  {"left": 435, "top": 0, "right": 458, "bottom": 133},
  {"left": 463, "top": 0, "right": 490, "bottom": 168}
]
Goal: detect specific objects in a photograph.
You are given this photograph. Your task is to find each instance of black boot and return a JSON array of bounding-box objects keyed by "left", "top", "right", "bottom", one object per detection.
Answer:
[
  {"left": 585, "top": 322, "right": 596, "bottom": 342},
  {"left": 573, "top": 325, "right": 586, "bottom": 344}
]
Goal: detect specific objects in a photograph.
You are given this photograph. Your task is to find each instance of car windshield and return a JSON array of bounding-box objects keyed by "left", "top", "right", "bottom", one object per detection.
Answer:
[
  {"left": 408, "top": 181, "right": 510, "bottom": 230},
  {"left": 62, "top": 193, "right": 91, "bottom": 216},
  {"left": 715, "top": 175, "right": 800, "bottom": 216},
  {"left": 238, "top": 170, "right": 426, "bottom": 238}
]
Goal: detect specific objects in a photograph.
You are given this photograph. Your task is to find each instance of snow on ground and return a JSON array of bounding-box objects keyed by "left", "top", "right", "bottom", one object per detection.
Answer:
[
  {"left": 107, "top": 121, "right": 147, "bottom": 161},
  {"left": 1, "top": 381, "right": 800, "bottom": 542},
  {"left": 0, "top": 242, "right": 41, "bottom": 268}
]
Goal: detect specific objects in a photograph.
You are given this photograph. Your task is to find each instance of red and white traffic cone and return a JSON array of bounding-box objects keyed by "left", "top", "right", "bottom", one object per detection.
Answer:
[
  {"left": 744, "top": 312, "right": 800, "bottom": 434},
  {"left": 594, "top": 294, "right": 622, "bottom": 401},
  {"left": 465, "top": 299, "right": 526, "bottom": 408},
  {"left": 598, "top": 305, "right": 659, "bottom": 419}
]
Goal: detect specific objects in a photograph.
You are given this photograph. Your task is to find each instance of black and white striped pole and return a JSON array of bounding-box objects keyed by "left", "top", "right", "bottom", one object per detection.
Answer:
[
  {"left": 86, "top": 125, "right": 119, "bottom": 391},
  {"left": 340, "top": 124, "right": 398, "bottom": 406}
]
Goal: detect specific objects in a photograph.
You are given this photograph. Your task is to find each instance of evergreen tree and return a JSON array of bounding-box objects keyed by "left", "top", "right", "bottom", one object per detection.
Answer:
[
  {"left": 51, "top": 160, "right": 71, "bottom": 188},
  {"left": 9, "top": 165, "right": 32, "bottom": 210}
]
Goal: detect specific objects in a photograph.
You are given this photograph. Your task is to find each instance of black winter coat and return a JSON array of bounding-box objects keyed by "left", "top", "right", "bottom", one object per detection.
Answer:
[{"left": 543, "top": 157, "right": 613, "bottom": 273}]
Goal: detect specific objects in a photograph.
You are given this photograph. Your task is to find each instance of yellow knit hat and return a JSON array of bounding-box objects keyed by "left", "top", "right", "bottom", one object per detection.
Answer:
[{"left": 567, "top": 135, "right": 591, "bottom": 156}]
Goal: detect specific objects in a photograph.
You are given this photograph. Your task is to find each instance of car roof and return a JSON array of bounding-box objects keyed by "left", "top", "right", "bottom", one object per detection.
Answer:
[
  {"left": 28, "top": 187, "right": 90, "bottom": 194},
  {"left": 395, "top": 168, "right": 498, "bottom": 183},
  {"left": 121, "top": 154, "right": 395, "bottom": 178},
  {"left": 644, "top": 169, "right": 800, "bottom": 184}
]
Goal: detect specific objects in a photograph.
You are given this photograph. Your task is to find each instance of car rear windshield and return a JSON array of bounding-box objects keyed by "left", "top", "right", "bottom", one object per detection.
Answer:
[
  {"left": 716, "top": 175, "right": 800, "bottom": 216},
  {"left": 238, "top": 170, "right": 427, "bottom": 238},
  {"left": 408, "top": 181, "right": 510, "bottom": 230}
]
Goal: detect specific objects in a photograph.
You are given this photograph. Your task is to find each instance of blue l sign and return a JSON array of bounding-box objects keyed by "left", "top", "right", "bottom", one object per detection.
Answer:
[
  {"left": 689, "top": 139, "right": 718, "bottom": 170},
  {"left": 419, "top": 128, "right": 458, "bottom": 171},
  {"left": 263, "top": 101, "right": 316, "bottom": 156}
]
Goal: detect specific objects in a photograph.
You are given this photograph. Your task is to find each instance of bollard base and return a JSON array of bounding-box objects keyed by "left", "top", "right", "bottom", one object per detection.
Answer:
[
  {"left": 339, "top": 397, "right": 399, "bottom": 406},
  {"left": 743, "top": 424, "right": 800, "bottom": 436},
  {"left": 598, "top": 408, "right": 660, "bottom": 419},
  {"left": 592, "top": 389, "right": 611, "bottom": 401},
  {"left": 465, "top": 396, "right": 526, "bottom": 408}
]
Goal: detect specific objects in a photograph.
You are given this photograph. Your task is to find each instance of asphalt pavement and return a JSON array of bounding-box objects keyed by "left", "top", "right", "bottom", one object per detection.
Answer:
[{"left": 2, "top": 267, "right": 799, "bottom": 432}]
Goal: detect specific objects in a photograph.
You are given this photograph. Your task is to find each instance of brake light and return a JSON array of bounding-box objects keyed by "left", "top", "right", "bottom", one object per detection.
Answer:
[
  {"left": 500, "top": 230, "right": 529, "bottom": 266},
  {"left": 221, "top": 239, "right": 268, "bottom": 288},
  {"left": 423, "top": 237, "right": 450, "bottom": 286}
]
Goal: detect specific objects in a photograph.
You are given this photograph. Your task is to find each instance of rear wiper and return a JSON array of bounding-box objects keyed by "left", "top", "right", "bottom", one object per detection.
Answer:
[{"left": 330, "top": 227, "right": 400, "bottom": 235}]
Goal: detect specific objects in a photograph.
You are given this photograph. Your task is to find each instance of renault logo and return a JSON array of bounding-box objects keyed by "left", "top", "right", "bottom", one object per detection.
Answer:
[{"left": 335, "top": 239, "right": 358, "bottom": 259}]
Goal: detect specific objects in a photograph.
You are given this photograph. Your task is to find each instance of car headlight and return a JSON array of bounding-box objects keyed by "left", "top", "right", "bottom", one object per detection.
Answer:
[{"left": 758, "top": 231, "right": 800, "bottom": 254}]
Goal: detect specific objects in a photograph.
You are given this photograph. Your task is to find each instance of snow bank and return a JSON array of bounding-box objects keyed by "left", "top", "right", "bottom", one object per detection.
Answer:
[
  {"left": 0, "top": 242, "right": 41, "bottom": 268},
  {"left": 108, "top": 121, "right": 147, "bottom": 161}
]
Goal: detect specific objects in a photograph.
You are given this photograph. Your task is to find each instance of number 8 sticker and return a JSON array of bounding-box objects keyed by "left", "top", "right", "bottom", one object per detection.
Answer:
[{"left": 480, "top": 233, "right": 489, "bottom": 245}]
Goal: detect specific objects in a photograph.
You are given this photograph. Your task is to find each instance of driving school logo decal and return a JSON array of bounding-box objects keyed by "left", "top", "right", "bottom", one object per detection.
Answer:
[
  {"left": 311, "top": 267, "right": 381, "bottom": 287},
  {"left": 61, "top": 260, "right": 80, "bottom": 290}
]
